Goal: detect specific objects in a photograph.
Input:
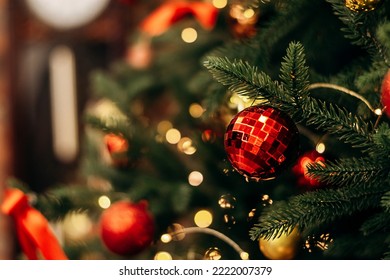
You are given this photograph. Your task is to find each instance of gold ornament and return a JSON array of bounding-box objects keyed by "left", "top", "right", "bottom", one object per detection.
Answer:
[
  {"left": 259, "top": 227, "right": 301, "bottom": 260},
  {"left": 345, "top": 0, "right": 383, "bottom": 12}
]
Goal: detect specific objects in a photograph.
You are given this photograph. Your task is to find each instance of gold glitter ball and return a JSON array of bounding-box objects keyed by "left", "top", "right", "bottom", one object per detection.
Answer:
[{"left": 345, "top": 0, "right": 383, "bottom": 12}]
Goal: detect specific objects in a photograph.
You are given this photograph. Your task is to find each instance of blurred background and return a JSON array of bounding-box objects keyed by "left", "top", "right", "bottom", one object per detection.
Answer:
[{"left": 0, "top": 0, "right": 147, "bottom": 258}]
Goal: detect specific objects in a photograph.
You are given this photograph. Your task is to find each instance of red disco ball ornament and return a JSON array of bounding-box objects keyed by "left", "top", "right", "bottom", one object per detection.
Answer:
[{"left": 224, "top": 105, "right": 299, "bottom": 181}]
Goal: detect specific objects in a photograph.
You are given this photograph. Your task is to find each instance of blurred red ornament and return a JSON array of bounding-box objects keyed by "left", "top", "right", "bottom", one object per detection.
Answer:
[
  {"left": 126, "top": 38, "right": 152, "bottom": 69},
  {"left": 224, "top": 105, "right": 299, "bottom": 181},
  {"left": 381, "top": 69, "right": 390, "bottom": 117},
  {"left": 104, "top": 133, "right": 129, "bottom": 166},
  {"left": 100, "top": 200, "right": 155, "bottom": 256},
  {"left": 140, "top": 1, "right": 218, "bottom": 37},
  {"left": 293, "top": 151, "right": 325, "bottom": 187},
  {"left": 202, "top": 129, "right": 217, "bottom": 143},
  {"left": 228, "top": 3, "right": 259, "bottom": 39}
]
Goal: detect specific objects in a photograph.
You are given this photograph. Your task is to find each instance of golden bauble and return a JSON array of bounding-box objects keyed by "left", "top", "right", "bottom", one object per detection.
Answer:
[
  {"left": 259, "top": 227, "right": 301, "bottom": 260},
  {"left": 345, "top": 0, "right": 383, "bottom": 12}
]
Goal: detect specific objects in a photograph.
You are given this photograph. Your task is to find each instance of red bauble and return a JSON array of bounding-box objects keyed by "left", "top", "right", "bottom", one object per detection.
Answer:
[
  {"left": 104, "top": 133, "right": 129, "bottom": 166},
  {"left": 381, "top": 69, "right": 390, "bottom": 117},
  {"left": 224, "top": 105, "right": 299, "bottom": 181},
  {"left": 293, "top": 151, "right": 325, "bottom": 187},
  {"left": 100, "top": 200, "right": 155, "bottom": 256}
]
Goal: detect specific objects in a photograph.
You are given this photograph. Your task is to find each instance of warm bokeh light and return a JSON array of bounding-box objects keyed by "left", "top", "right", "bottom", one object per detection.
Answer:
[
  {"left": 194, "top": 210, "right": 213, "bottom": 228},
  {"left": 240, "top": 251, "right": 250, "bottom": 260},
  {"left": 157, "top": 120, "right": 173, "bottom": 135},
  {"left": 98, "top": 195, "right": 111, "bottom": 209},
  {"left": 188, "top": 171, "right": 204, "bottom": 186},
  {"left": 154, "top": 251, "right": 173, "bottom": 260},
  {"left": 189, "top": 103, "right": 204, "bottom": 118},
  {"left": 177, "top": 137, "right": 196, "bottom": 155},
  {"left": 62, "top": 212, "right": 93, "bottom": 241},
  {"left": 316, "top": 142, "right": 326, "bottom": 154},
  {"left": 181, "top": 27, "right": 198, "bottom": 43},
  {"left": 375, "top": 108, "right": 382, "bottom": 115},
  {"left": 204, "top": 247, "right": 222, "bottom": 260},
  {"left": 166, "top": 128, "right": 181, "bottom": 144},
  {"left": 243, "top": 8, "right": 255, "bottom": 19},
  {"left": 212, "top": 0, "right": 227, "bottom": 9},
  {"left": 160, "top": 234, "right": 172, "bottom": 243},
  {"left": 177, "top": 137, "right": 193, "bottom": 153}
]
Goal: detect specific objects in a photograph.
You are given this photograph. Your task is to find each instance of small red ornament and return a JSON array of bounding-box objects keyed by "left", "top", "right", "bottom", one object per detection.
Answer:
[
  {"left": 104, "top": 133, "right": 129, "bottom": 166},
  {"left": 126, "top": 38, "right": 152, "bottom": 69},
  {"left": 381, "top": 69, "right": 390, "bottom": 117},
  {"left": 100, "top": 200, "right": 155, "bottom": 256},
  {"left": 224, "top": 105, "right": 299, "bottom": 181},
  {"left": 293, "top": 151, "right": 325, "bottom": 187}
]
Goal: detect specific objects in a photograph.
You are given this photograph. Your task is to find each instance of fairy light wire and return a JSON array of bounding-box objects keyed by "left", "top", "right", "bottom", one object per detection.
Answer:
[{"left": 170, "top": 227, "right": 249, "bottom": 259}]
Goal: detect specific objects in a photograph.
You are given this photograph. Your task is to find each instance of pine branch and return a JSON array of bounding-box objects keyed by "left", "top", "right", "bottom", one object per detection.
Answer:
[
  {"left": 360, "top": 212, "right": 390, "bottom": 236},
  {"left": 249, "top": 184, "right": 385, "bottom": 241},
  {"left": 203, "top": 56, "right": 292, "bottom": 107},
  {"left": 307, "top": 157, "right": 390, "bottom": 187},
  {"left": 279, "top": 41, "right": 310, "bottom": 100},
  {"left": 326, "top": 0, "right": 390, "bottom": 66},
  {"left": 381, "top": 191, "right": 390, "bottom": 212},
  {"left": 35, "top": 185, "right": 105, "bottom": 221},
  {"left": 204, "top": 43, "right": 375, "bottom": 150},
  {"left": 301, "top": 96, "right": 374, "bottom": 150}
]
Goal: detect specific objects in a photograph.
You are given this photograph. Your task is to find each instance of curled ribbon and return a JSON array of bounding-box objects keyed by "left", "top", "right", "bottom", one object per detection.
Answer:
[
  {"left": 140, "top": 1, "right": 219, "bottom": 37},
  {"left": 1, "top": 188, "right": 68, "bottom": 260}
]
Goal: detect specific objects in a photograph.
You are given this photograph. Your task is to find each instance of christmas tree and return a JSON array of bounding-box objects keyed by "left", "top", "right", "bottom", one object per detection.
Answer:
[{"left": 3, "top": 0, "right": 390, "bottom": 260}]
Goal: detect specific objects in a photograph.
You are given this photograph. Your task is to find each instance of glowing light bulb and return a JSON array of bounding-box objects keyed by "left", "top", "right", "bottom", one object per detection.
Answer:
[
  {"left": 154, "top": 251, "right": 172, "bottom": 260},
  {"left": 188, "top": 171, "right": 204, "bottom": 186},
  {"left": 98, "top": 195, "right": 111, "bottom": 209},
  {"left": 243, "top": 8, "right": 255, "bottom": 19},
  {"left": 375, "top": 108, "right": 382, "bottom": 115},
  {"left": 160, "top": 234, "right": 172, "bottom": 243},
  {"left": 181, "top": 28, "right": 198, "bottom": 43},
  {"left": 157, "top": 120, "right": 173, "bottom": 135},
  {"left": 189, "top": 103, "right": 204, "bottom": 118},
  {"left": 240, "top": 252, "right": 249, "bottom": 260},
  {"left": 194, "top": 210, "right": 213, "bottom": 228},
  {"left": 166, "top": 128, "right": 181, "bottom": 144},
  {"left": 316, "top": 142, "right": 326, "bottom": 154},
  {"left": 212, "top": 0, "right": 227, "bottom": 9}
]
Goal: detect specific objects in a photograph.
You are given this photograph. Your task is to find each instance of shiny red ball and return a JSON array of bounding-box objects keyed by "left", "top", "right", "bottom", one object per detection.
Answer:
[
  {"left": 381, "top": 69, "right": 390, "bottom": 118},
  {"left": 224, "top": 105, "right": 299, "bottom": 181},
  {"left": 292, "top": 151, "right": 325, "bottom": 187},
  {"left": 100, "top": 200, "right": 154, "bottom": 256}
]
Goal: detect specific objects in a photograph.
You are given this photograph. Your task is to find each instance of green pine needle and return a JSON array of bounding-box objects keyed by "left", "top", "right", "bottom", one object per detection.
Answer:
[
  {"left": 307, "top": 157, "right": 390, "bottom": 187},
  {"left": 250, "top": 184, "right": 385, "bottom": 241}
]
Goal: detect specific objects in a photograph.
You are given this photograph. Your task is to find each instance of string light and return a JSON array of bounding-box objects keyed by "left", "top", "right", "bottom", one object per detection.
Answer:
[
  {"left": 98, "top": 195, "right": 111, "bottom": 209},
  {"left": 154, "top": 251, "right": 172, "bottom": 260},
  {"left": 157, "top": 120, "right": 173, "bottom": 135},
  {"left": 194, "top": 210, "right": 213, "bottom": 228},
  {"left": 212, "top": 0, "right": 227, "bottom": 9},
  {"left": 189, "top": 103, "right": 204, "bottom": 118},
  {"left": 177, "top": 137, "right": 197, "bottom": 155},
  {"left": 160, "top": 234, "right": 172, "bottom": 243},
  {"left": 316, "top": 142, "right": 326, "bottom": 154},
  {"left": 181, "top": 27, "right": 198, "bottom": 43},
  {"left": 188, "top": 171, "right": 204, "bottom": 186},
  {"left": 166, "top": 128, "right": 181, "bottom": 144},
  {"left": 240, "top": 251, "right": 249, "bottom": 260},
  {"left": 375, "top": 108, "right": 383, "bottom": 115}
]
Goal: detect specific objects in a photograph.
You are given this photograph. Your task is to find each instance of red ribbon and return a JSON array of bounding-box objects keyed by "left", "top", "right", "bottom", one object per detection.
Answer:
[
  {"left": 140, "top": 1, "right": 219, "bottom": 36},
  {"left": 1, "top": 188, "right": 68, "bottom": 260}
]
